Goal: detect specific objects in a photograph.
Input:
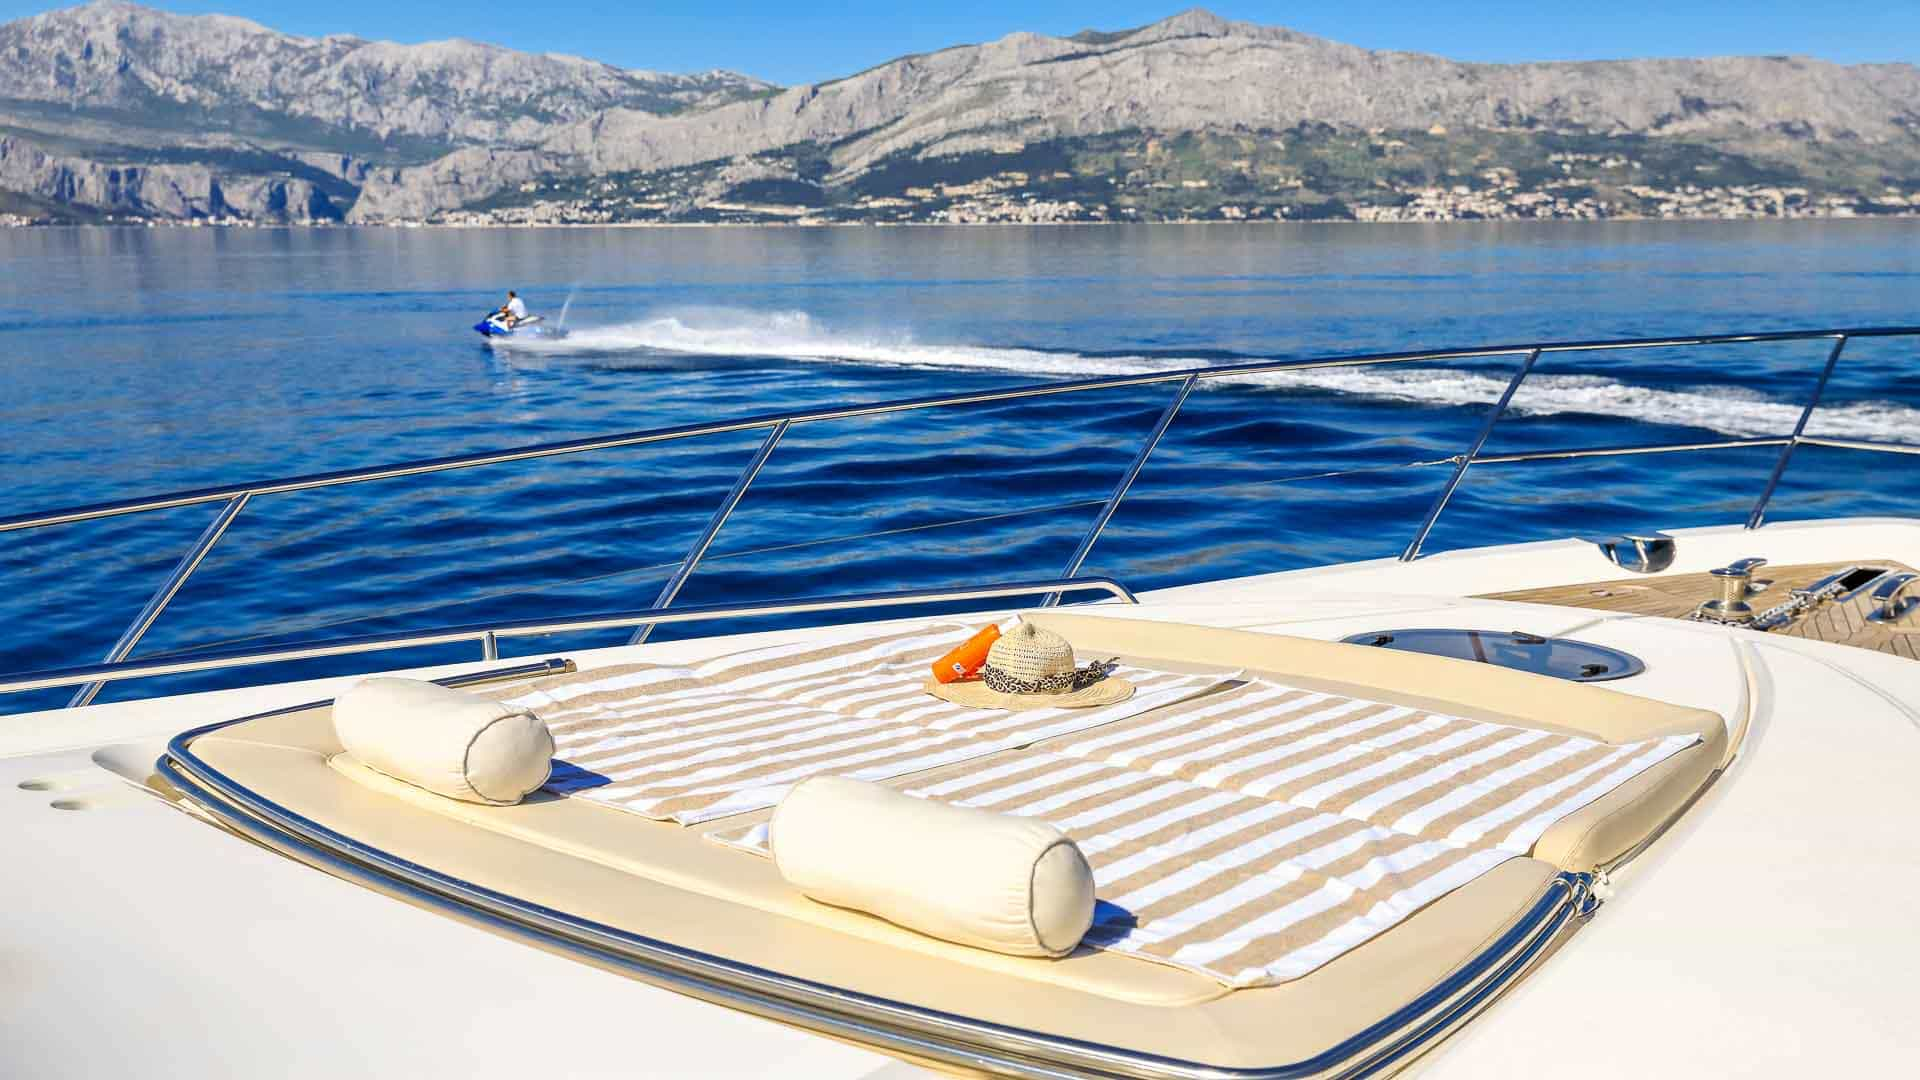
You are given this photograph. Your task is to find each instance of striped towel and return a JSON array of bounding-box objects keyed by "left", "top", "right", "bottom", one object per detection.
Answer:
[
  {"left": 711, "top": 750, "right": 1514, "bottom": 988},
  {"left": 709, "top": 677, "right": 1699, "bottom": 987},
  {"left": 1036, "top": 678, "right": 1700, "bottom": 855},
  {"left": 501, "top": 620, "right": 1233, "bottom": 824},
  {"left": 676, "top": 620, "right": 1235, "bottom": 746}
]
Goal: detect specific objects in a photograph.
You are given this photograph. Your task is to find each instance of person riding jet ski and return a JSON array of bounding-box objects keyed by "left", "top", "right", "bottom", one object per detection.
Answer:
[
  {"left": 495, "top": 290, "right": 530, "bottom": 328},
  {"left": 474, "top": 290, "right": 561, "bottom": 339}
]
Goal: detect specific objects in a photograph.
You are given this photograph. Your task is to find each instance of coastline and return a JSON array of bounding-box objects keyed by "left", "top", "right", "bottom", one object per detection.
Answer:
[{"left": 6, "top": 211, "right": 1919, "bottom": 230}]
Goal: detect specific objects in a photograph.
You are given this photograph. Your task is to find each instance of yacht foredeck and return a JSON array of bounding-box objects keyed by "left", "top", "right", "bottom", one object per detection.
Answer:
[
  {"left": 10, "top": 519, "right": 1920, "bottom": 1077},
  {"left": 157, "top": 609, "right": 1726, "bottom": 1077}
]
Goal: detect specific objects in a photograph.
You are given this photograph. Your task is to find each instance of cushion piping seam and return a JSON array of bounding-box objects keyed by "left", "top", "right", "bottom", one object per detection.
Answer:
[
  {"left": 1030, "top": 837, "right": 1078, "bottom": 957},
  {"left": 464, "top": 712, "right": 521, "bottom": 805}
]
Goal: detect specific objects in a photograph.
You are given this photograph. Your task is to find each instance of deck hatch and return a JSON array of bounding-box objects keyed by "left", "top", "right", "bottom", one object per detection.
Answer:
[{"left": 1340, "top": 629, "right": 1646, "bottom": 682}]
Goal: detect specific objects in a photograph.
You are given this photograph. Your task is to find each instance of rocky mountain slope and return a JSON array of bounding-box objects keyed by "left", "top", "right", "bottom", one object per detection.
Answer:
[
  {"left": 2, "top": 4, "right": 1916, "bottom": 224},
  {"left": 0, "top": 2, "right": 770, "bottom": 221},
  {"left": 354, "top": 9, "right": 1920, "bottom": 223}
]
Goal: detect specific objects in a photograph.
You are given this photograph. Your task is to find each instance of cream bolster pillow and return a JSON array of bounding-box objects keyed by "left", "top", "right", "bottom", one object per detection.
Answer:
[
  {"left": 332, "top": 677, "right": 554, "bottom": 806},
  {"left": 771, "top": 776, "right": 1095, "bottom": 958}
]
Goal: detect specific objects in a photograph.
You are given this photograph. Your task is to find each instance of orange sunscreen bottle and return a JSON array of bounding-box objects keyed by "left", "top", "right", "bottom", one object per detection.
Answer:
[{"left": 932, "top": 624, "right": 1001, "bottom": 683}]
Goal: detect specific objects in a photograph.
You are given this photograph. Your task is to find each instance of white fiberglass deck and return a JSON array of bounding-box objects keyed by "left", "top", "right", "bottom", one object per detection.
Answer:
[{"left": 4, "top": 518, "right": 1919, "bottom": 1078}]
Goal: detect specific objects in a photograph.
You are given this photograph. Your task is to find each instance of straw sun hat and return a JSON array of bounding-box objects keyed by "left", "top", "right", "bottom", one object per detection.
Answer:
[{"left": 925, "top": 621, "right": 1133, "bottom": 711}]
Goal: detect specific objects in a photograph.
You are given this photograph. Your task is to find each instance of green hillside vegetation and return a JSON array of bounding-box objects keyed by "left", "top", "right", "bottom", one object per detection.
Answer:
[{"left": 456, "top": 126, "right": 1920, "bottom": 225}]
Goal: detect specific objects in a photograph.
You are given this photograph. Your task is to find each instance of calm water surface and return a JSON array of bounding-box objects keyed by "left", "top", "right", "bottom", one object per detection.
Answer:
[{"left": 3, "top": 222, "right": 1917, "bottom": 712}]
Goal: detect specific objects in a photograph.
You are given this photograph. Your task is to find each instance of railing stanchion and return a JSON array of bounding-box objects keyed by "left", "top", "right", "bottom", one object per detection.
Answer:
[
  {"left": 1044, "top": 375, "right": 1198, "bottom": 607},
  {"left": 1747, "top": 335, "right": 1848, "bottom": 530},
  {"left": 630, "top": 421, "right": 790, "bottom": 645},
  {"left": 67, "top": 493, "right": 250, "bottom": 709},
  {"left": 1400, "top": 349, "right": 1540, "bottom": 562}
]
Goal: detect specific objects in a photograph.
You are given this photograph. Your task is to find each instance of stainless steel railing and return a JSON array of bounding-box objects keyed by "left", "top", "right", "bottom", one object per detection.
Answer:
[
  {"left": 0, "top": 579, "right": 1137, "bottom": 697},
  {"left": 4, "top": 325, "right": 1917, "bottom": 705}
]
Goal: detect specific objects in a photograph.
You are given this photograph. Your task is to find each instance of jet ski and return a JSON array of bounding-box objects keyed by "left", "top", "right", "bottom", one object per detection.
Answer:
[{"left": 473, "top": 313, "right": 566, "bottom": 340}]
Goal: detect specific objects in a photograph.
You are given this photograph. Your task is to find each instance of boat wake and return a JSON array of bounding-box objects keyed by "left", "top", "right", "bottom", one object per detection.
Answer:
[
  {"left": 491, "top": 308, "right": 1076, "bottom": 371},
  {"left": 1260, "top": 367, "right": 1920, "bottom": 442},
  {"left": 498, "top": 308, "right": 1918, "bottom": 442}
]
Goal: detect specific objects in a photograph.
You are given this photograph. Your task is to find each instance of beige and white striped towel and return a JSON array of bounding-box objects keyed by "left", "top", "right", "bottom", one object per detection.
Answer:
[
  {"left": 711, "top": 750, "right": 1514, "bottom": 987},
  {"left": 502, "top": 621, "right": 1233, "bottom": 824},
  {"left": 710, "top": 677, "right": 1698, "bottom": 986},
  {"left": 676, "top": 620, "right": 1236, "bottom": 745},
  {"left": 1035, "top": 678, "right": 1699, "bottom": 855}
]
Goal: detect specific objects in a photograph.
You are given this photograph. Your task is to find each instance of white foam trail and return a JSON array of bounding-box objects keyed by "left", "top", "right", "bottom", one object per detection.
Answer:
[
  {"left": 493, "top": 308, "right": 1919, "bottom": 442},
  {"left": 495, "top": 307, "right": 1079, "bottom": 370},
  {"left": 1254, "top": 367, "right": 1920, "bottom": 442}
]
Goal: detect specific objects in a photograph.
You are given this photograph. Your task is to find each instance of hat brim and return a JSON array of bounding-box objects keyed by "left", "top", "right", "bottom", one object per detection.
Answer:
[{"left": 923, "top": 674, "right": 1135, "bottom": 711}]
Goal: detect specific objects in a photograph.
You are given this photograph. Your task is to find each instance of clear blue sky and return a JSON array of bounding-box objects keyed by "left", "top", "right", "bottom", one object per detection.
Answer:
[{"left": 12, "top": 2, "right": 1918, "bottom": 85}]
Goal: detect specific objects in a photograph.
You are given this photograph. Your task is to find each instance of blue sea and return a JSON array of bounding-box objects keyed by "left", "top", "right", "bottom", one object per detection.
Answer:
[{"left": 3, "top": 221, "right": 1917, "bottom": 714}]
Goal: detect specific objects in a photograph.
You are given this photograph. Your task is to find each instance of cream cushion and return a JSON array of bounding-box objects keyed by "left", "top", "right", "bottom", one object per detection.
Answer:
[
  {"left": 332, "top": 678, "right": 554, "bottom": 805},
  {"left": 771, "top": 776, "right": 1095, "bottom": 958}
]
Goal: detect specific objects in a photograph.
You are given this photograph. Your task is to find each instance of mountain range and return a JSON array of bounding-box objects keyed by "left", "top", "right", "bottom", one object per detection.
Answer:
[{"left": 1, "top": 3, "right": 1916, "bottom": 225}]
